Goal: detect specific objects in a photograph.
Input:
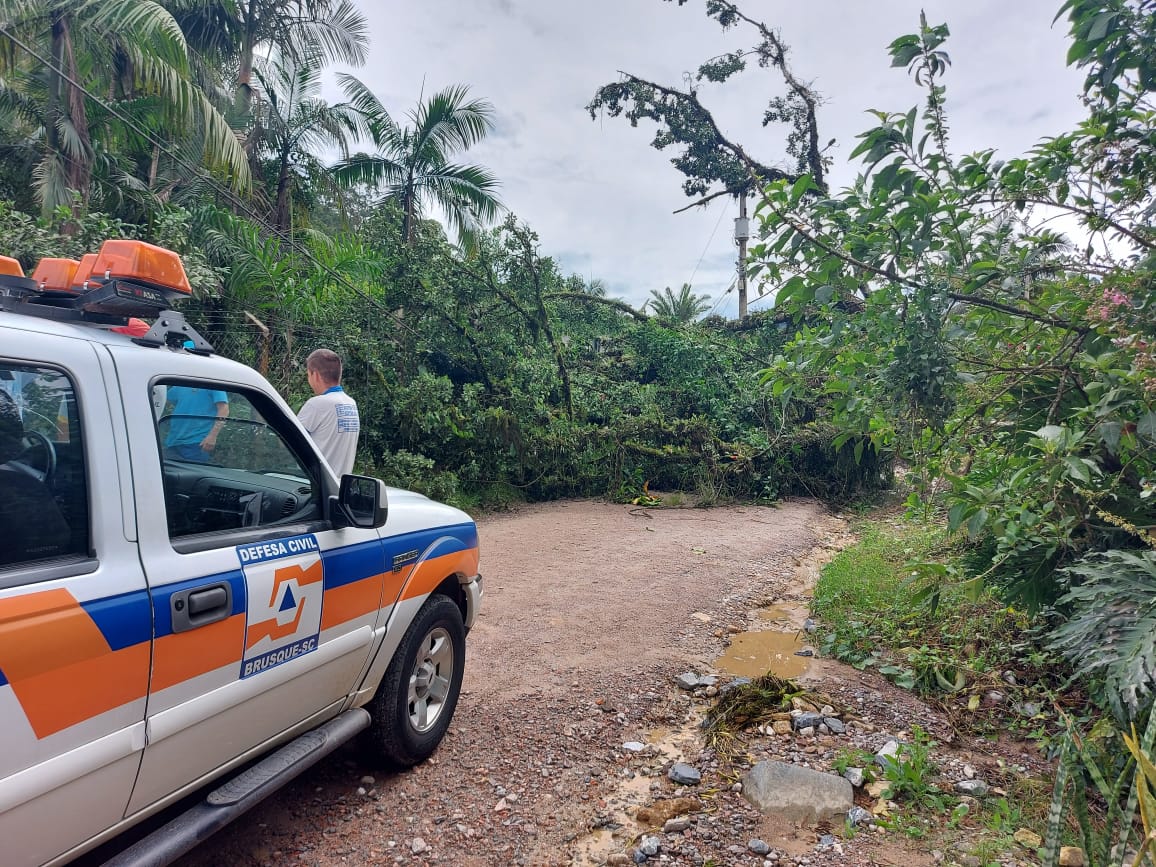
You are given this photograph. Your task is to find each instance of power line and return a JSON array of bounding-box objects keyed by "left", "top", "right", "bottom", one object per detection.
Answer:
[
  {"left": 704, "top": 275, "right": 736, "bottom": 319},
  {"left": 688, "top": 198, "right": 725, "bottom": 290},
  {"left": 0, "top": 24, "right": 426, "bottom": 343}
]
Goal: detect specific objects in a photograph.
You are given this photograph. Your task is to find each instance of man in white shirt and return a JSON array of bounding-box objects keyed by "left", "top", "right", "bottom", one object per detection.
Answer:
[{"left": 297, "top": 349, "right": 360, "bottom": 477}]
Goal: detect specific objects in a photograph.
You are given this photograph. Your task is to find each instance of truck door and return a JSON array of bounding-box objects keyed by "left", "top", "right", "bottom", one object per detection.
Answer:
[
  {"left": 0, "top": 344, "right": 152, "bottom": 867},
  {"left": 107, "top": 357, "right": 386, "bottom": 814}
]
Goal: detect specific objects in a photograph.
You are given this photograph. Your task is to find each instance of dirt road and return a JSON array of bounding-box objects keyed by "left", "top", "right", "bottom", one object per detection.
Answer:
[{"left": 165, "top": 498, "right": 844, "bottom": 867}]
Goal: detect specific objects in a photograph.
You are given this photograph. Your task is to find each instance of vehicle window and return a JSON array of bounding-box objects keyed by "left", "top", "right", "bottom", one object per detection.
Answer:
[
  {"left": 153, "top": 382, "right": 321, "bottom": 539},
  {"left": 0, "top": 364, "right": 89, "bottom": 568}
]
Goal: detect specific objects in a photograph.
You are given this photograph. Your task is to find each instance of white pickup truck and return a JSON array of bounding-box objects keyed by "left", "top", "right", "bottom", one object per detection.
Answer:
[{"left": 0, "top": 241, "right": 482, "bottom": 866}]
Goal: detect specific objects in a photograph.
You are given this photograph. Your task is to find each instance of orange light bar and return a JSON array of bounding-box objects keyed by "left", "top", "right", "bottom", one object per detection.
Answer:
[
  {"left": 0, "top": 256, "right": 25, "bottom": 278},
  {"left": 31, "top": 258, "right": 81, "bottom": 292},
  {"left": 90, "top": 240, "right": 192, "bottom": 295},
  {"left": 70, "top": 253, "right": 98, "bottom": 292}
]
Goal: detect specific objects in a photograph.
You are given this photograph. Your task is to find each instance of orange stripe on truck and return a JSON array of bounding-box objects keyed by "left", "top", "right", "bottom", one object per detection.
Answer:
[
  {"left": 151, "top": 613, "right": 245, "bottom": 691},
  {"left": 0, "top": 590, "right": 150, "bottom": 738},
  {"left": 321, "top": 573, "right": 387, "bottom": 631},
  {"left": 398, "top": 549, "right": 479, "bottom": 602}
]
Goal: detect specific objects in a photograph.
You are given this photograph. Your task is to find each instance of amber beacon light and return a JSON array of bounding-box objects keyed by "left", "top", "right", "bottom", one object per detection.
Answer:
[
  {"left": 90, "top": 239, "right": 192, "bottom": 295},
  {"left": 0, "top": 256, "right": 25, "bottom": 277},
  {"left": 31, "top": 258, "right": 81, "bottom": 293}
]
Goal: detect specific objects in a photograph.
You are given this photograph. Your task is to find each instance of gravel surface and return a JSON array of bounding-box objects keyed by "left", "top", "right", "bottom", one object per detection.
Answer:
[{"left": 142, "top": 499, "right": 1037, "bottom": 867}]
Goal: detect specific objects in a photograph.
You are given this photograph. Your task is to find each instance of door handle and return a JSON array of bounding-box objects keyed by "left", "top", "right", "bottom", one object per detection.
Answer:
[{"left": 171, "top": 581, "right": 233, "bottom": 632}]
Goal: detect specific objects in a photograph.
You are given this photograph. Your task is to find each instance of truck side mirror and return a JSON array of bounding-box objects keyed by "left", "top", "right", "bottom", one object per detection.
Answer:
[{"left": 329, "top": 475, "right": 388, "bottom": 530}]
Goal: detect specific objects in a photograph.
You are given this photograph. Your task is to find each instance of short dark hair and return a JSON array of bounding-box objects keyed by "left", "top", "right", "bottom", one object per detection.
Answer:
[{"left": 306, "top": 348, "right": 343, "bottom": 384}]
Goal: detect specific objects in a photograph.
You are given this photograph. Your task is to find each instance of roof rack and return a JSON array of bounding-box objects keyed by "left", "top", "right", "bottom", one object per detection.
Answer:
[
  {"left": 0, "top": 277, "right": 215, "bottom": 355},
  {"left": 0, "top": 239, "right": 214, "bottom": 354}
]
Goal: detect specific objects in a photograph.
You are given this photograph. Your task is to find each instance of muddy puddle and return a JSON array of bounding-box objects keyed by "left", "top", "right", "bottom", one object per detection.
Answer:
[
  {"left": 713, "top": 595, "right": 816, "bottom": 679},
  {"left": 714, "top": 629, "right": 811, "bottom": 678}
]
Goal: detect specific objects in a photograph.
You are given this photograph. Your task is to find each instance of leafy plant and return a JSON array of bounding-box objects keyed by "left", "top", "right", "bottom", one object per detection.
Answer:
[
  {"left": 832, "top": 747, "right": 875, "bottom": 777},
  {"left": 751, "top": 0, "right": 1156, "bottom": 620},
  {"left": 879, "top": 726, "right": 945, "bottom": 810}
]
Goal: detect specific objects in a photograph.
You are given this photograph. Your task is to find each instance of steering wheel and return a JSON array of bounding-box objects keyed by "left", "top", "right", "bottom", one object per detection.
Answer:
[{"left": 13, "top": 430, "right": 57, "bottom": 485}]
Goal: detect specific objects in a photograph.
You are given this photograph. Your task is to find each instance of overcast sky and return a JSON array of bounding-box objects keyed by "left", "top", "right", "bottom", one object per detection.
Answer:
[{"left": 329, "top": 0, "right": 1088, "bottom": 316}]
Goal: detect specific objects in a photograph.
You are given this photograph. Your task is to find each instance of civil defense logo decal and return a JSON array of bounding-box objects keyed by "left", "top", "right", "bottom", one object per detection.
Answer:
[{"left": 237, "top": 534, "right": 325, "bottom": 678}]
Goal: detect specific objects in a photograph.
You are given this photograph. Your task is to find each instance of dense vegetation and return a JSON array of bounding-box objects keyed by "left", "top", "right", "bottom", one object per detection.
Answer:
[
  {"left": 0, "top": 0, "right": 886, "bottom": 511},
  {"left": 743, "top": 1, "right": 1153, "bottom": 859},
  {"left": 1, "top": 0, "right": 1154, "bottom": 854}
]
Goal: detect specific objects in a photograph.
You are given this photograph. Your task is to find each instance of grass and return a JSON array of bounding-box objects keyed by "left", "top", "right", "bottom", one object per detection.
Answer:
[
  {"left": 810, "top": 512, "right": 1080, "bottom": 858},
  {"left": 811, "top": 516, "right": 1065, "bottom": 740},
  {"left": 811, "top": 520, "right": 946, "bottom": 656}
]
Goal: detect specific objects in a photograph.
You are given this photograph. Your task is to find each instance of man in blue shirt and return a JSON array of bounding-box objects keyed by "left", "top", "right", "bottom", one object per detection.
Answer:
[{"left": 164, "top": 386, "right": 229, "bottom": 463}]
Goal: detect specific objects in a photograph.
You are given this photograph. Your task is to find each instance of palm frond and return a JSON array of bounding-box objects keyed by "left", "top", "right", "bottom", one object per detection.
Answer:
[
  {"left": 1049, "top": 550, "right": 1156, "bottom": 720},
  {"left": 283, "top": 0, "right": 368, "bottom": 68},
  {"left": 421, "top": 161, "right": 503, "bottom": 222},
  {"left": 167, "top": 0, "right": 242, "bottom": 65},
  {"left": 336, "top": 72, "right": 393, "bottom": 145},
  {"left": 32, "top": 149, "right": 71, "bottom": 213},
  {"left": 74, "top": 0, "right": 189, "bottom": 67},
  {"left": 411, "top": 84, "right": 495, "bottom": 160},
  {"left": 331, "top": 151, "right": 407, "bottom": 189},
  {"left": 54, "top": 114, "right": 89, "bottom": 161}
]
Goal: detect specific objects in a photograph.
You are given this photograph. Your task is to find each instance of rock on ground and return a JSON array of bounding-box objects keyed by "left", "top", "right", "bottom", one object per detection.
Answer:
[{"left": 741, "top": 761, "right": 854, "bottom": 823}]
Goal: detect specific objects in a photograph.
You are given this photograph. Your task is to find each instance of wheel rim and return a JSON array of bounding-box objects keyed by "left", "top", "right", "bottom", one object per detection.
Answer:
[{"left": 407, "top": 626, "right": 454, "bottom": 733}]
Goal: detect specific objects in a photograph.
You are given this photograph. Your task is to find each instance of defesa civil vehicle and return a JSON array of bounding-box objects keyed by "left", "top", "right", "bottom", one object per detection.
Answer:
[{"left": 0, "top": 242, "right": 482, "bottom": 866}]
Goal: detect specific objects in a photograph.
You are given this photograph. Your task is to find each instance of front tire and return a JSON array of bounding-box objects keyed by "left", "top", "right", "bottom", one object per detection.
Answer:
[{"left": 363, "top": 594, "right": 466, "bottom": 768}]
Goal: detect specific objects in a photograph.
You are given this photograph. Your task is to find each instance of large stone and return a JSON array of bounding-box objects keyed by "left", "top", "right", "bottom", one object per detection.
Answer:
[
  {"left": 668, "top": 763, "right": 701, "bottom": 786},
  {"left": 954, "top": 779, "right": 989, "bottom": 797},
  {"left": 741, "top": 761, "right": 854, "bottom": 823},
  {"left": 1059, "top": 846, "right": 1086, "bottom": 867},
  {"left": 675, "top": 672, "right": 701, "bottom": 690},
  {"left": 793, "top": 712, "right": 824, "bottom": 731}
]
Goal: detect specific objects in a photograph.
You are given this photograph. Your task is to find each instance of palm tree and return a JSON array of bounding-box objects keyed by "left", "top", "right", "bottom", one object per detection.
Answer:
[
  {"left": 249, "top": 51, "right": 365, "bottom": 230},
  {"left": 238, "top": 0, "right": 366, "bottom": 116},
  {"left": 334, "top": 82, "right": 503, "bottom": 249},
  {"left": 646, "top": 283, "right": 711, "bottom": 323},
  {"left": 0, "top": 0, "right": 249, "bottom": 214}
]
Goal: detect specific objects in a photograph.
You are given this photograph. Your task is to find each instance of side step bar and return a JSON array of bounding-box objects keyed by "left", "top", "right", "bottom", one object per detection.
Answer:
[{"left": 102, "top": 708, "right": 370, "bottom": 867}]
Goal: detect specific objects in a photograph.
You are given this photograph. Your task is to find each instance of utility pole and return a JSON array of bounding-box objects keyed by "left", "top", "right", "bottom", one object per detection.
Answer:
[{"left": 735, "top": 192, "right": 750, "bottom": 319}]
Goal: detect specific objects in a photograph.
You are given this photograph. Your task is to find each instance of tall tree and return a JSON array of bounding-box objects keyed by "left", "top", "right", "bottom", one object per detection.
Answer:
[
  {"left": 587, "top": 0, "right": 827, "bottom": 213},
  {"left": 335, "top": 82, "right": 503, "bottom": 250},
  {"left": 249, "top": 51, "right": 365, "bottom": 231},
  {"left": 0, "top": 0, "right": 249, "bottom": 214},
  {"left": 229, "top": 0, "right": 367, "bottom": 116}
]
